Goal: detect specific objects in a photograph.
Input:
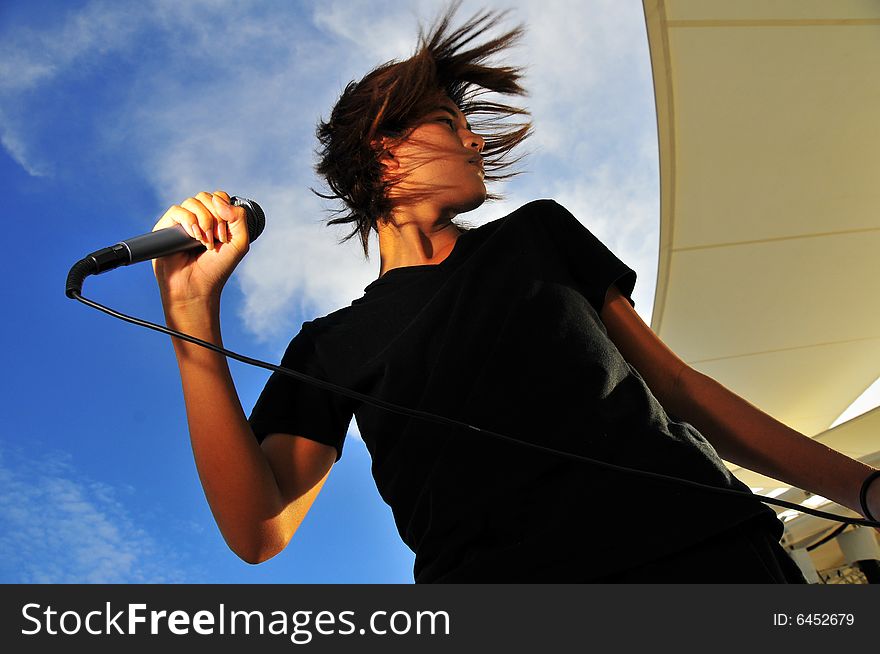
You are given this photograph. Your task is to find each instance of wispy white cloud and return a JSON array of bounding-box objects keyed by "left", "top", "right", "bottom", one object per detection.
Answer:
[
  {"left": 0, "top": 1, "right": 154, "bottom": 176},
  {"left": 0, "top": 2, "right": 148, "bottom": 93},
  {"left": 311, "top": 0, "right": 433, "bottom": 63},
  {"left": 0, "top": 445, "right": 193, "bottom": 583},
  {"left": 0, "top": 112, "right": 51, "bottom": 177},
  {"left": 236, "top": 186, "right": 377, "bottom": 339}
]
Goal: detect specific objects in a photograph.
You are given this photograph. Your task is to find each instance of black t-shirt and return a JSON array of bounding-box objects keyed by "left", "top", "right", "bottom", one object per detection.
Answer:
[{"left": 248, "top": 199, "right": 782, "bottom": 582}]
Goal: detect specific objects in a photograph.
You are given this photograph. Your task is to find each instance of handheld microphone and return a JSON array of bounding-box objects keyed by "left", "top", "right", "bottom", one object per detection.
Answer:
[{"left": 65, "top": 196, "right": 265, "bottom": 298}]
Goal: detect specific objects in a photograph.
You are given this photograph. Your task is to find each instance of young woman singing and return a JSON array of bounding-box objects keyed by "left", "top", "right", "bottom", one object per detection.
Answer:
[{"left": 151, "top": 2, "right": 879, "bottom": 583}]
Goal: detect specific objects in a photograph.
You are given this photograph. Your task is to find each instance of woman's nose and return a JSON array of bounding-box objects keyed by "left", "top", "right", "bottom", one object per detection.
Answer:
[{"left": 465, "top": 130, "right": 485, "bottom": 153}]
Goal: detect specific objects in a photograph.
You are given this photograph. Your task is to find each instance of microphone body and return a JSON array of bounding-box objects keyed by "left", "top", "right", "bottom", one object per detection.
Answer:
[{"left": 66, "top": 196, "right": 265, "bottom": 298}]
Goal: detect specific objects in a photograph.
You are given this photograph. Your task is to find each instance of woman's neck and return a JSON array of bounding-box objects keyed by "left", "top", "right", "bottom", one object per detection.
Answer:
[{"left": 376, "top": 208, "right": 462, "bottom": 277}]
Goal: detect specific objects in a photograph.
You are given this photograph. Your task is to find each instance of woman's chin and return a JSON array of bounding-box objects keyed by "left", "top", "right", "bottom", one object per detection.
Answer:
[{"left": 457, "top": 187, "right": 488, "bottom": 213}]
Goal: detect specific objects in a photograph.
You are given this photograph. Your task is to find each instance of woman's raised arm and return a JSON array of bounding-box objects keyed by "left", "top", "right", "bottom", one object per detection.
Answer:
[{"left": 152, "top": 191, "right": 335, "bottom": 563}]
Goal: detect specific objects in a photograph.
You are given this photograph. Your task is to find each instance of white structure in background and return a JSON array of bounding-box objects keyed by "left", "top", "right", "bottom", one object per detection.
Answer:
[{"left": 641, "top": 0, "right": 880, "bottom": 579}]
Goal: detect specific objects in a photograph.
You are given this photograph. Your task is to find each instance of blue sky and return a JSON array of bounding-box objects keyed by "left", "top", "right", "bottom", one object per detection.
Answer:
[{"left": 0, "top": 0, "right": 662, "bottom": 583}]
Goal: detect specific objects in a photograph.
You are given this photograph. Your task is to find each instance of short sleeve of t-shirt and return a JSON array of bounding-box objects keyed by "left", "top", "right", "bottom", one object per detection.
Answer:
[
  {"left": 542, "top": 201, "right": 637, "bottom": 313},
  {"left": 247, "top": 326, "right": 352, "bottom": 462}
]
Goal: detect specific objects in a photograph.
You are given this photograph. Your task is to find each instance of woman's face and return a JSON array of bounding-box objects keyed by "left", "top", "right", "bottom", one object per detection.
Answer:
[{"left": 382, "top": 97, "right": 487, "bottom": 217}]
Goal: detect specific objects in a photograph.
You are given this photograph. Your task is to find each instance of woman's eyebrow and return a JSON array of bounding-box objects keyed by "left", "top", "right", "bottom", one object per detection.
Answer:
[{"left": 435, "top": 105, "right": 472, "bottom": 131}]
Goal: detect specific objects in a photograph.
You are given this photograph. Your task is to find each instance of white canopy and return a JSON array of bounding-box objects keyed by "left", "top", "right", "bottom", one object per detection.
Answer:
[{"left": 641, "top": 0, "right": 880, "bottom": 572}]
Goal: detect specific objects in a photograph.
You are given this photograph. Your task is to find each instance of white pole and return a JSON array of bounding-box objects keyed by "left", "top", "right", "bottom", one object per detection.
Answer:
[
  {"left": 837, "top": 528, "right": 880, "bottom": 564},
  {"left": 788, "top": 548, "right": 820, "bottom": 584}
]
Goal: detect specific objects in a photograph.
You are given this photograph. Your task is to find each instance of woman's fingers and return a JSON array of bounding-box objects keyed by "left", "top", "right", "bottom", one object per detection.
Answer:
[
  {"left": 194, "top": 191, "right": 229, "bottom": 244},
  {"left": 181, "top": 196, "right": 218, "bottom": 250},
  {"left": 152, "top": 190, "right": 245, "bottom": 255},
  {"left": 210, "top": 190, "right": 232, "bottom": 244},
  {"left": 154, "top": 204, "right": 201, "bottom": 241}
]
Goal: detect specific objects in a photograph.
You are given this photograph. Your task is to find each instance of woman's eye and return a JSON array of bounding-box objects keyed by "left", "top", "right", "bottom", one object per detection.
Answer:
[{"left": 438, "top": 118, "right": 456, "bottom": 130}]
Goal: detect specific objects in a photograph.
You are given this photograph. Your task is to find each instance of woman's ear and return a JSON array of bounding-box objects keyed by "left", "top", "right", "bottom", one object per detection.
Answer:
[{"left": 375, "top": 138, "right": 399, "bottom": 171}]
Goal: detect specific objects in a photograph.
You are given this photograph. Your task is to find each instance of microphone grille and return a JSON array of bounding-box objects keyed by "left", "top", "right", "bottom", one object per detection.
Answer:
[{"left": 230, "top": 196, "right": 266, "bottom": 243}]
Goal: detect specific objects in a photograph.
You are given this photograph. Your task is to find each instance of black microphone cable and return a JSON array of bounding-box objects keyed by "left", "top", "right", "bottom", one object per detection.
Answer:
[{"left": 66, "top": 287, "right": 880, "bottom": 530}]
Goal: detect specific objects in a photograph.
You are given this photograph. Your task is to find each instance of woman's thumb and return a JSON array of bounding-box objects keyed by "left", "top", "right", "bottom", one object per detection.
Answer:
[{"left": 212, "top": 194, "right": 249, "bottom": 247}]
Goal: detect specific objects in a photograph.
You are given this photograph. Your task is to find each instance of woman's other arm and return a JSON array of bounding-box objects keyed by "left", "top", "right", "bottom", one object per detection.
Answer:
[{"left": 599, "top": 284, "right": 880, "bottom": 520}]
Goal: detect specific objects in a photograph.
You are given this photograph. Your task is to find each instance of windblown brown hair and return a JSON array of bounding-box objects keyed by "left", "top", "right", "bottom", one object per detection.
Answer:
[{"left": 312, "top": 0, "right": 532, "bottom": 257}]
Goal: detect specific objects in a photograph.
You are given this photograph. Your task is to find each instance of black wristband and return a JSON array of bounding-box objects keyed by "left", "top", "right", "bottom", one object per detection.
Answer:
[{"left": 859, "top": 470, "right": 880, "bottom": 522}]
